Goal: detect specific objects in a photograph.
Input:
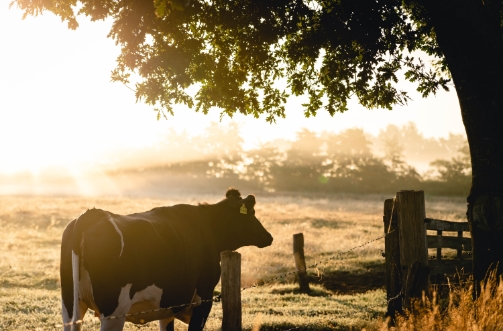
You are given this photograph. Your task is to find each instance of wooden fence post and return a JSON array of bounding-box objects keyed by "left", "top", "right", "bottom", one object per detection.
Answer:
[
  {"left": 293, "top": 233, "right": 311, "bottom": 294},
  {"left": 395, "top": 190, "right": 430, "bottom": 310},
  {"left": 221, "top": 251, "right": 242, "bottom": 331},
  {"left": 384, "top": 198, "right": 402, "bottom": 317}
]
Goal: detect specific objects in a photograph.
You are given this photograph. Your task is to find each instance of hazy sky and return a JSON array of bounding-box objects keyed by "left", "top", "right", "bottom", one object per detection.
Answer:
[{"left": 1, "top": 5, "right": 466, "bottom": 174}]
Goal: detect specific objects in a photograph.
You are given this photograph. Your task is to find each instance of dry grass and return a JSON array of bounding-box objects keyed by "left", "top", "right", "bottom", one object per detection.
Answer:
[
  {"left": 381, "top": 273, "right": 503, "bottom": 331},
  {"left": 0, "top": 192, "right": 467, "bottom": 330}
]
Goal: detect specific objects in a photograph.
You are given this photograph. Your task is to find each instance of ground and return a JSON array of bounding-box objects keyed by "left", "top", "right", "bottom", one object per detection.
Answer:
[{"left": 0, "top": 193, "right": 467, "bottom": 330}]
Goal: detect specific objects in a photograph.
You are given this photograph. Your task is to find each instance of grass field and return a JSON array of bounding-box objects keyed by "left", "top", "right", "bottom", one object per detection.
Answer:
[{"left": 0, "top": 192, "right": 467, "bottom": 330}]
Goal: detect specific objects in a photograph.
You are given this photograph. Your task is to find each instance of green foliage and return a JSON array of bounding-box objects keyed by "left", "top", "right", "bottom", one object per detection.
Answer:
[
  {"left": 12, "top": 0, "right": 452, "bottom": 121},
  {"left": 423, "top": 145, "right": 471, "bottom": 195},
  {"left": 237, "top": 145, "right": 285, "bottom": 191},
  {"left": 430, "top": 145, "right": 471, "bottom": 183}
]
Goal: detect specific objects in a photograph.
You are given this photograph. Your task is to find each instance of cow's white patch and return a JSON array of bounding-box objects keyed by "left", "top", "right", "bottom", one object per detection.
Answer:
[
  {"left": 104, "top": 284, "right": 168, "bottom": 324},
  {"left": 102, "top": 284, "right": 202, "bottom": 326},
  {"left": 107, "top": 217, "right": 124, "bottom": 257}
]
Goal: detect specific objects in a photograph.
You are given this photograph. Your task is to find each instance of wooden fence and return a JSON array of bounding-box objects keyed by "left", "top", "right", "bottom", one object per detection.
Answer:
[
  {"left": 220, "top": 232, "right": 311, "bottom": 330},
  {"left": 218, "top": 190, "right": 472, "bottom": 328},
  {"left": 383, "top": 190, "right": 472, "bottom": 316},
  {"left": 424, "top": 218, "right": 471, "bottom": 275},
  {"left": 221, "top": 251, "right": 242, "bottom": 331}
]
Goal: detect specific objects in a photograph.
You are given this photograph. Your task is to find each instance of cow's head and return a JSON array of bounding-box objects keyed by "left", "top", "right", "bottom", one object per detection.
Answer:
[{"left": 219, "top": 188, "right": 273, "bottom": 250}]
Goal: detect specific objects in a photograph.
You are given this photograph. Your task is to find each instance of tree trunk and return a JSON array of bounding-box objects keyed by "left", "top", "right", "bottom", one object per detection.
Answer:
[{"left": 422, "top": 0, "right": 503, "bottom": 286}]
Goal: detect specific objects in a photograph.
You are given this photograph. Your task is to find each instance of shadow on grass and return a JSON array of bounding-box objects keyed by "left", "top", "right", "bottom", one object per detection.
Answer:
[
  {"left": 0, "top": 277, "right": 59, "bottom": 290},
  {"left": 270, "top": 286, "right": 333, "bottom": 297},
  {"left": 310, "top": 219, "right": 352, "bottom": 230},
  {"left": 310, "top": 263, "right": 385, "bottom": 295},
  {"left": 278, "top": 218, "right": 352, "bottom": 229},
  {"left": 255, "top": 322, "right": 370, "bottom": 331}
]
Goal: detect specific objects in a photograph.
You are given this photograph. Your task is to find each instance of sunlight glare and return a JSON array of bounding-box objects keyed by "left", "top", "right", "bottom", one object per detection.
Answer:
[{"left": 0, "top": 5, "right": 466, "bottom": 179}]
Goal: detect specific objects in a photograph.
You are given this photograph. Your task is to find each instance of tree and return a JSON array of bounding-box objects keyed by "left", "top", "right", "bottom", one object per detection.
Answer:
[
  {"left": 375, "top": 123, "right": 468, "bottom": 171},
  {"left": 377, "top": 126, "right": 420, "bottom": 180},
  {"left": 280, "top": 129, "right": 326, "bottom": 190},
  {"left": 426, "top": 144, "right": 471, "bottom": 195},
  {"left": 12, "top": 0, "right": 503, "bottom": 284},
  {"left": 430, "top": 145, "right": 471, "bottom": 184},
  {"left": 238, "top": 144, "right": 284, "bottom": 192}
]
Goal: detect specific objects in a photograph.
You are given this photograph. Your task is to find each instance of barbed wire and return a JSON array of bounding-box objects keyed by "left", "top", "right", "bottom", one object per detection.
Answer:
[
  {"left": 357, "top": 289, "right": 404, "bottom": 313},
  {"left": 241, "top": 232, "right": 392, "bottom": 292},
  {"left": 50, "top": 231, "right": 393, "bottom": 329},
  {"left": 54, "top": 296, "right": 222, "bottom": 329},
  {"left": 44, "top": 228, "right": 474, "bottom": 330}
]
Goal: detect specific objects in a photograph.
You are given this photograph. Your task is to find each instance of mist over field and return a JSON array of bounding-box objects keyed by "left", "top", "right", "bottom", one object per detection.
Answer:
[
  {"left": 0, "top": 122, "right": 476, "bottom": 331},
  {"left": 0, "top": 122, "right": 469, "bottom": 197}
]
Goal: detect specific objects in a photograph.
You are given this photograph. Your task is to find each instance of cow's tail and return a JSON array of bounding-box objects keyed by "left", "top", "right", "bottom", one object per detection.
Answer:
[
  {"left": 68, "top": 209, "right": 109, "bottom": 329},
  {"left": 60, "top": 220, "right": 75, "bottom": 331},
  {"left": 71, "top": 246, "right": 81, "bottom": 330}
]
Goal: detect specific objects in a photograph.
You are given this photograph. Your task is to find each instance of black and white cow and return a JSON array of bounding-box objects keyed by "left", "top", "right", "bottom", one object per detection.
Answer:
[{"left": 60, "top": 188, "right": 273, "bottom": 331}]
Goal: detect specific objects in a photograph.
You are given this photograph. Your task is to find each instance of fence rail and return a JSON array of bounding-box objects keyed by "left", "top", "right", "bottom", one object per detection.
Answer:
[
  {"left": 427, "top": 236, "right": 472, "bottom": 251},
  {"left": 424, "top": 218, "right": 469, "bottom": 231},
  {"left": 383, "top": 190, "right": 473, "bottom": 317}
]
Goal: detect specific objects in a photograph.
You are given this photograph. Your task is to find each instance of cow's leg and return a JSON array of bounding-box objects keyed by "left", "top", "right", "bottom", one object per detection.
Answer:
[
  {"left": 68, "top": 300, "right": 88, "bottom": 331},
  {"left": 159, "top": 318, "right": 175, "bottom": 331},
  {"left": 187, "top": 301, "right": 212, "bottom": 331},
  {"left": 62, "top": 298, "right": 72, "bottom": 331},
  {"left": 99, "top": 316, "right": 126, "bottom": 331}
]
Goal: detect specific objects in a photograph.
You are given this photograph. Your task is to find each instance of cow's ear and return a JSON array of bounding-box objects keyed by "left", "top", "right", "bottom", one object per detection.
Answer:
[
  {"left": 243, "top": 195, "right": 256, "bottom": 208},
  {"left": 226, "top": 188, "right": 241, "bottom": 199},
  {"left": 226, "top": 188, "right": 243, "bottom": 208},
  {"left": 239, "top": 195, "right": 256, "bottom": 215}
]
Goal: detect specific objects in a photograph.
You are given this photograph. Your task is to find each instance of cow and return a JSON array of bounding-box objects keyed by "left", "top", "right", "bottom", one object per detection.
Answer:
[{"left": 60, "top": 188, "right": 273, "bottom": 331}]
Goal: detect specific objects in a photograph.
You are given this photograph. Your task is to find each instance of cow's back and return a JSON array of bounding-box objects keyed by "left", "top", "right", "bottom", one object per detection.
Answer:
[{"left": 74, "top": 206, "right": 211, "bottom": 317}]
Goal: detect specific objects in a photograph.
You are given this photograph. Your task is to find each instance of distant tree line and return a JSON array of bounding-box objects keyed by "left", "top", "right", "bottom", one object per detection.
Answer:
[{"left": 110, "top": 123, "right": 470, "bottom": 196}]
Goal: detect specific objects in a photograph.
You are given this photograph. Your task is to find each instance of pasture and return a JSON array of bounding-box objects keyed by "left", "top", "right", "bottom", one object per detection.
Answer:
[{"left": 0, "top": 193, "right": 467, "bottom": 330}]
